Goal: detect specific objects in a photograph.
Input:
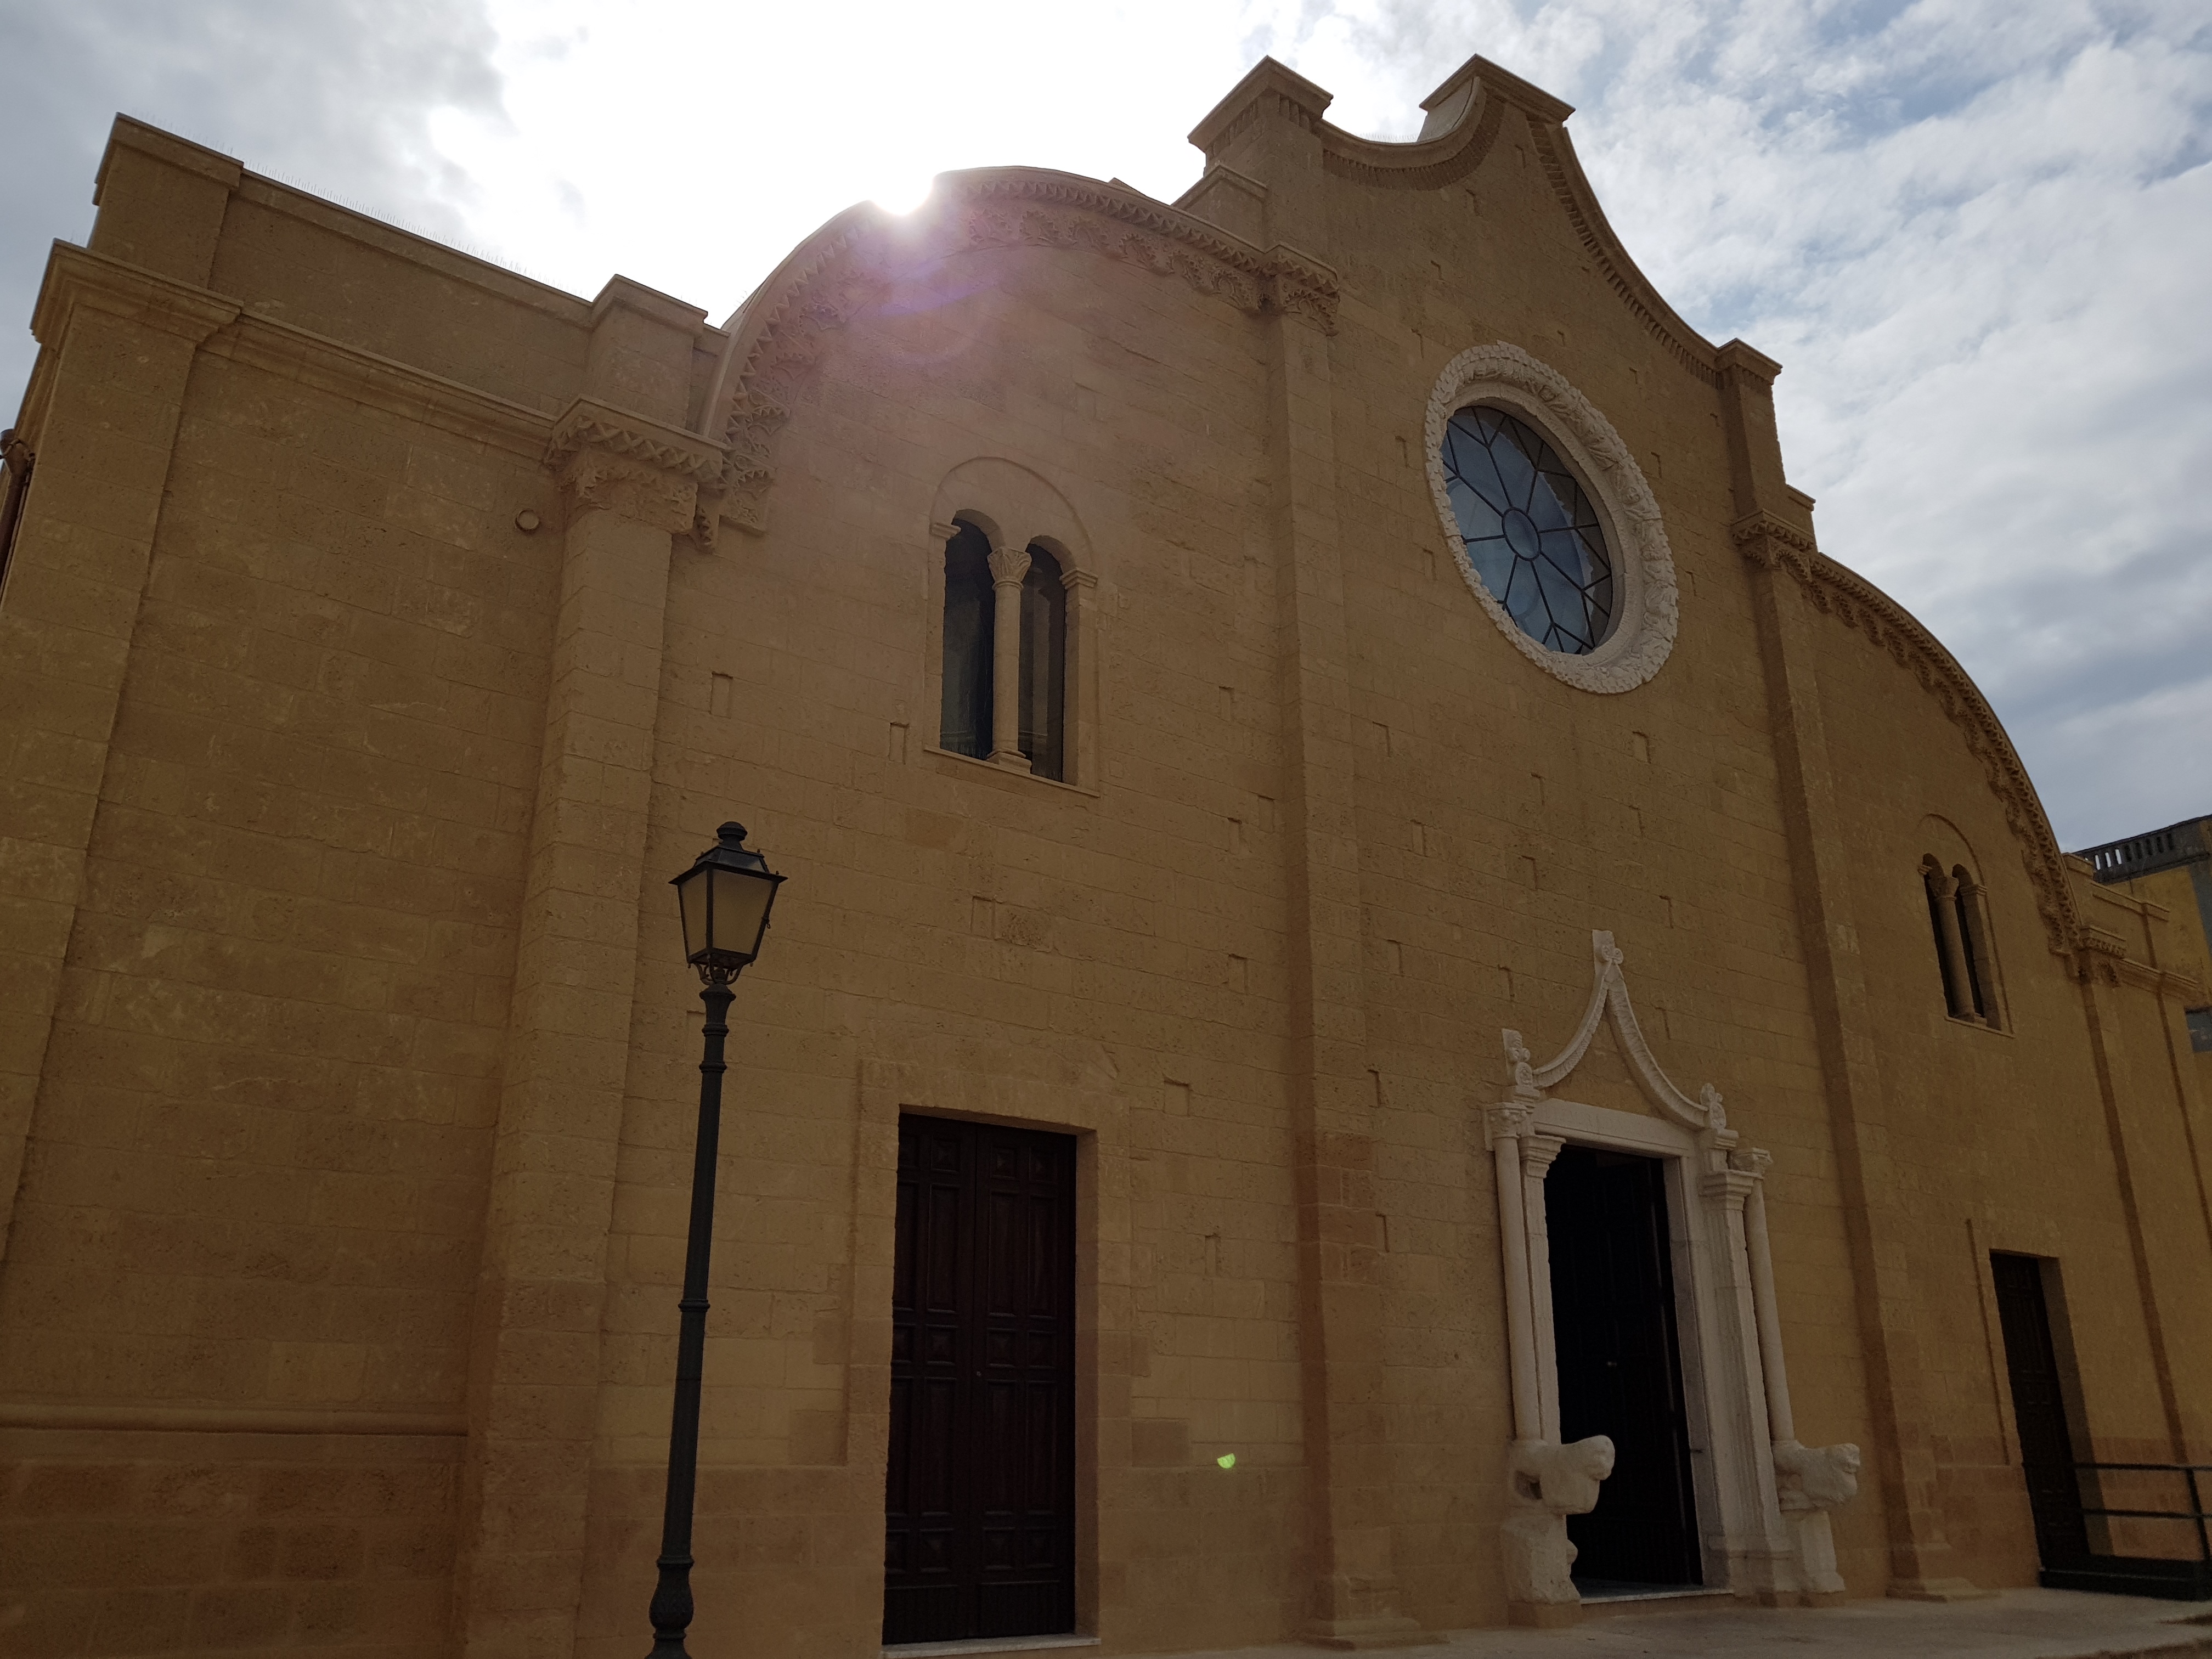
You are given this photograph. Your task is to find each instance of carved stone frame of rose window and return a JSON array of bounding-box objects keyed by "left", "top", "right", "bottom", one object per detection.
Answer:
[{"left": 1486, "top": 931, "right": 1860, "bottom": 1626}]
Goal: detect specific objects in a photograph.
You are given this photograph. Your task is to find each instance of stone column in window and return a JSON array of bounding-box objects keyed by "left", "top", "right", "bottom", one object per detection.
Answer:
[
  {"left": 1928, "top": 870, "right": 1977, "bottom": 1021},
  {"left": 987, "top": 541, "right": 1031, "bottom": 767},
  {"left": 1955, "top": 877, "right": 1998, "bottom": 1024}
]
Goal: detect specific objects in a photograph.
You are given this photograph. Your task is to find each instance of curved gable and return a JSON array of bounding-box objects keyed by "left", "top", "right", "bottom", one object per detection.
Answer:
[
  {"left": 1189, "top": 53, "right": 1724, "bottom": 386},
  {"left": 1737, "top": 512, "right": 2082, "bottom": 955},
  {"left": 697, "top": 169, "right": 1339, "bottom": 541}
]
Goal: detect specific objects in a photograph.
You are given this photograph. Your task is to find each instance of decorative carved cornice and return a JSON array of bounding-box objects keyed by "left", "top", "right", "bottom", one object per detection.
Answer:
[
  {"left": 960, "top": 173, "right": 1339, "bottom": 328},
  {"left": 1526, "top": 123, "right": 1720, "bottom": 388},
  {"left": 1734, "top": 512, "right": 2083, "bottom": 957},
  {"left": 707, "top": 168, "right": 1341, "bottom": 538},
  {"left": 546, "top": 397, "right": 724, "bottom": 483},
  {"left": 1321, "top": 81, "right": 1508, "bottom": 191},
  {"left": 545, "top": 397, "right": 726, "bottom": 541},
  {"left": 1426, "top": 342, "right": 1678, "bottom": 694}
]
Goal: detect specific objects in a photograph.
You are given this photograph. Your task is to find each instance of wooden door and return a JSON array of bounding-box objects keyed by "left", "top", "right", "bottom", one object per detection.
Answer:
[
  {"left": 1547, "top": 1144, "right": 1703, "bottom": 1589},
  {"left": 1991, "top": 1252, "right": 2091, "bottom": 1566},
  {"left": 884, "top": 1116, "right": 1076, "bottom": 1645}
]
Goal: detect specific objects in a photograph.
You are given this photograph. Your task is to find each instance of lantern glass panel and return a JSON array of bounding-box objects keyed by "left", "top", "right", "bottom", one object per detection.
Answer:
[
  {"left": 712, "top": 865, "right": 776, "bottom": 960},
  {"left": 678, "top": 867, "right": 711, "bottom": 963}
]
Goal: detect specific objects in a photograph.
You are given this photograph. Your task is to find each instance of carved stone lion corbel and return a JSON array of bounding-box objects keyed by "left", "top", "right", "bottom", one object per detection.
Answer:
[
  {"left": 1500, "top": 1435, "right": 1615, "bottom": 1621},
  {"left": 1773, "top": 1438, "right": 1860, "bottom": 1600}
]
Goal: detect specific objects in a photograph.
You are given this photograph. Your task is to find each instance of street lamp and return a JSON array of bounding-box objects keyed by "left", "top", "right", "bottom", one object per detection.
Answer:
[{"left": 647, "top": 821, "right": 785, "bottom": 1659}]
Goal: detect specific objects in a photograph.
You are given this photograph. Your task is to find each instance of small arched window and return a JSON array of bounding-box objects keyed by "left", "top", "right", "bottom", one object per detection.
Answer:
[
  {"left": 938, "top": 523, "right": 1068, "bottom": 781},
  {"left": 1020, "top": 545, "right": 1067, "bottom": 782},
  {"left": 940, "top": 522, "right": 995, "bottom": 759},
  {"left": 1921, "top": 857, "right": 2003, "bottom": 1028}
]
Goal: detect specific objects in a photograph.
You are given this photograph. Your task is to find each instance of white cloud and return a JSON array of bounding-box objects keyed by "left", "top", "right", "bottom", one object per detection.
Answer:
[{"left": 1, "top": 0, "right": 2204, "bottom": 847}]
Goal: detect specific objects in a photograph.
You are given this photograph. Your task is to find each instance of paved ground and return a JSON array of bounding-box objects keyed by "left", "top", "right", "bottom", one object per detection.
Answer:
[
  {"left": 1448, "top": 1593, "right": 2212, "bottom": 1658},
  {"left": 1167, "top": 1593, "right": 2212, "bottom": 1659}
]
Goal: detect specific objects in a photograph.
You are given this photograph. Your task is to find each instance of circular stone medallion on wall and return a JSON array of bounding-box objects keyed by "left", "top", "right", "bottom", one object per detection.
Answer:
[{"left": 1424, "top": 342, "right": 1678, "bottom": 693}]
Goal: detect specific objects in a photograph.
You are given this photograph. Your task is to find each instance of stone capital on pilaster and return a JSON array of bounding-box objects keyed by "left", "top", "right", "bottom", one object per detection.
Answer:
[
  {"left": 987, "top": 543, "right": 1032, "bottom": 586},
  {"left": 545, "top": 396, "right": 725, "bottom": 534},
  {"left": 1731, "top": 510, "right": 1818, "bottom": 574},
  {"left": 1485, "top": 1103, "right": 1535, "bottom": 1148},
  {"left": 1731, "top": 1147, "right": 1774, "bottom": 1181}
]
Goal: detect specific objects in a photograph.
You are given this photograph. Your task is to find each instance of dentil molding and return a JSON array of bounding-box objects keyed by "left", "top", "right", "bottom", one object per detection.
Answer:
[
  {"left": 1734, "top": 511, "right": 2085, "bottom": 958},
  {"left": 706, "top": 168, "right": 1341, "bottom": 539}
]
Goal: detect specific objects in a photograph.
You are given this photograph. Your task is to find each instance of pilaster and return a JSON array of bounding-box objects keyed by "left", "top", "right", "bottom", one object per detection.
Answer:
[
  {"left": 2074, "top": 950, "right": 2202, "bottom": 1458},
  {"left": 0, "top": 244, "right": 235, "bottom": 1258},
  {"left": 1729, "top": 347, "right": 1977, "bottom": 1594},
  {"left": 453, "top": 397, "right": 718, "bottom": 1656},
  {"left": 1244, "top": 106, "right": 1421, "bottom": 1636}
]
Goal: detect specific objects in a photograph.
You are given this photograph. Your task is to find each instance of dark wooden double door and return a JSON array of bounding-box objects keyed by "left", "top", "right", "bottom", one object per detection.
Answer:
[
  {"left": 1547, "top": 1144, "right": 1704, "bottom": 1590},
  {"left": 885, "top": 1116, "right": 1076, "bottom": 1645}
]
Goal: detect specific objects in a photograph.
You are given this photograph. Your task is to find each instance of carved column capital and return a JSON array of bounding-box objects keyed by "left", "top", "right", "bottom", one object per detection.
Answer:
[
  {"left": 987, "top": 543, "right": 1032, "bottom": 587},
  {"left": 1730, "top": 1146, "right": 1774, "bottom": 1180},
  {"left": 555, "top": 451, "right": 696, "bottom": 533},
  {"left": 546, "top": 397, "right": 724, "bottom": 535},
  {"left": 1485, "top": 1103, "right": 1534, "bottom": 1148},
  {"left": 1731, "top": 510, "right": 1817, "bottom": 577}
]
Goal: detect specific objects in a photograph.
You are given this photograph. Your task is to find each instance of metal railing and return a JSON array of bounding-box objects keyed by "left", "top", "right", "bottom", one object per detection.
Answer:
[{"left": 2075, "top": 1462, "right": 2212, "bottom": 1561}]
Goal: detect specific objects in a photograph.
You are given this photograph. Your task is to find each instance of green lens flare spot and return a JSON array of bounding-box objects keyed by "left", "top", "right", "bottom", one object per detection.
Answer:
[{"left": 1217, "top": 1453, "right": 1237, "bottom": 1470}]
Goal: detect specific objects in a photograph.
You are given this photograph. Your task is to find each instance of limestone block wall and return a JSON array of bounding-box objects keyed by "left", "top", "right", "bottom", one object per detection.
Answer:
[
  {"left": 0, "top": 119, "right": 601, "bottom": 1657},
  {"left": 3, "top": 60, "right": 2209, "bottom": 1659},
  {"left": 564, "top": 234, "right": 1311, "bottom": 1657}
]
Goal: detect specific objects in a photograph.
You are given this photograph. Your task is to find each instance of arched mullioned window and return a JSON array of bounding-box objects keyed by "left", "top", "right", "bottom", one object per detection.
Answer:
[
  {"left": 1921, "top": 856, "right": 2003, "bottom": 1028},
  {"left": 940, "top": 522, "right": 995, "bottom": 760},
  {"left": 938, "top": 522, "right": 1066, "bottom": 781}
]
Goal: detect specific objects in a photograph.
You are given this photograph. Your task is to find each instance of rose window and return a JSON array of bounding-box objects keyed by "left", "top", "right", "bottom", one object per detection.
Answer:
[{"left": 1439, "top": 404, "right": 1617, "bottom": 656}]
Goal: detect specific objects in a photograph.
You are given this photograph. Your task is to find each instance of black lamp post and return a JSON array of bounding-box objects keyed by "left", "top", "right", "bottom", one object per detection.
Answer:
[{"left": 648, "top": 821, "right": 785, "bottom": 1659}]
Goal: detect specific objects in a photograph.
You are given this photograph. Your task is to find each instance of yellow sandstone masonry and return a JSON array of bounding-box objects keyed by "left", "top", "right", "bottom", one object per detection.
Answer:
[{"left": 1, "top": 55, "right": 2208, "bottom": 1659}]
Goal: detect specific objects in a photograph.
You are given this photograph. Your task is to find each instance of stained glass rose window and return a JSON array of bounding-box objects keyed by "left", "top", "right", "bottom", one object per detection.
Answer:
[{"left": 1438, "top": 405, "right": 1616, "bottom": 656}]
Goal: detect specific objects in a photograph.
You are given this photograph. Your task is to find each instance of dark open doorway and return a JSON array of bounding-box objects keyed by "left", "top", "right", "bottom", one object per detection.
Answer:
[
  {"left": 884, "top": 1116, "right": 1077, "bottom": 1645},
  {"left": 1991, "top": 1252, "right": 2212, "bottom": 1600},
  {"left": 1990, "top": 1252, "right": 2092, "bottom": 1570},
  {"left": 1547, "top": 1143, "right": 1702, "bottom": 1591}
]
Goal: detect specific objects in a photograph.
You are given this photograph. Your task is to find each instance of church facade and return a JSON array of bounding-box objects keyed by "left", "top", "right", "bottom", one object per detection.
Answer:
[{"left": 2, "top": 52, "right": 2209, "bottom": 1659}]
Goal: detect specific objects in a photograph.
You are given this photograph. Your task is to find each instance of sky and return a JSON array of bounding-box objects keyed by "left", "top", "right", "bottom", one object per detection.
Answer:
[{"left": 0, "top": 0, "right": 2205, "bottom": 851}]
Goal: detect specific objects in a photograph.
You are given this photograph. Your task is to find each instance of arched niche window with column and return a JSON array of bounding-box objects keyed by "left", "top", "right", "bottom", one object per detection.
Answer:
[
  {"left": 925, "top": 461, "right": 1097, "bottom": 794},
  {"left": 935, "top": 519, "right": 1074, "bottom": 784},
  {"left": 939, "top": 520, "right": 996, "bottom": 760},
  {"left": 1019, "top": 543, "right": 1068, "bottom": 782},
  {"left": 1921, "top": 855, "right": 2005, "bottom": 1029}
]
